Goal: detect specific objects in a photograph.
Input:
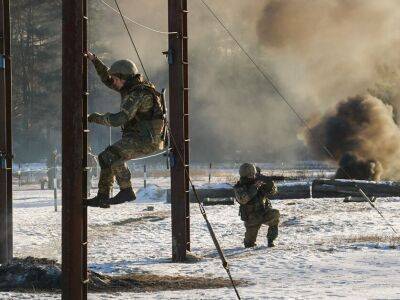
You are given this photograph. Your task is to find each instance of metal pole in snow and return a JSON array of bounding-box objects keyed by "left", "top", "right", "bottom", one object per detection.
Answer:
[
  {"left": 208, "top": 162, "right": 212, "bottom": 183},
  {"left": 0, "top": 0, "right": 9, "bottom": 264},
  {"left": 18, "top": 164, "right": 21, "bottom": 186},
  {"left": 61, "top": 0, "right": 88, "bottom": 297},
  {"left": 169, "top": 0, "right": 190, "bottom": 261},
  {"left": 54, "top": 178, "right": 57, "bottom": 212},
  {"left": 144, "top": 164, "right": 147, "bottom": 188}
]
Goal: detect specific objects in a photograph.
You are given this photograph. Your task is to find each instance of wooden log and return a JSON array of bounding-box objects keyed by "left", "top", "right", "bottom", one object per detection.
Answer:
[
  {"left": 312, "top": 179, "right": 400, "bottom": 198},
  {"left": 343, "top": 196, "right": 376, "bottom": 203},
  {"left": 166, "top": 182, "right": 312, "bottom": 203},
  {"left": 272, "top": 182, "right": 311, "bottom": 200},
  {"left": 166, "top": 188, "right": 235, "bottom": 203},
  {"left": 165, "top": 179, "right": 400, "bottom": 203},
  {"left": 202, "top": 197, "right": 235, "bottom": 206}
]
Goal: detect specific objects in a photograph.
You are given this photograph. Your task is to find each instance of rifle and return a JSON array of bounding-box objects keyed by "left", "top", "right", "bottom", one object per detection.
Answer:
[{"left": 256, "top": 173, "right": 285, "bottom": 182}]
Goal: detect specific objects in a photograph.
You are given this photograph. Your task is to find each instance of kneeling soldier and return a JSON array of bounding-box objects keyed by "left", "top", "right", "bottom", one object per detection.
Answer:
[{"left": 234, "top": 163, "right": 280, "bottom": 248}]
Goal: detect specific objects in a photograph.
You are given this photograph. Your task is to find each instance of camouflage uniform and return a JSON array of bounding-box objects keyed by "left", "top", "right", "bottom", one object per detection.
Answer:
[
  {"left": 89, "top": 57, "right": 164, "bottom": 198},
  {"left": 234, "top": 163, "right": 280, "bottom": 248}
]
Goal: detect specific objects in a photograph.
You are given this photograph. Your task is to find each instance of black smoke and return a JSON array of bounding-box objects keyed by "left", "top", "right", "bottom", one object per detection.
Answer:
[{"left": 305, "top": 95, "right": 400, "bottom": 180}]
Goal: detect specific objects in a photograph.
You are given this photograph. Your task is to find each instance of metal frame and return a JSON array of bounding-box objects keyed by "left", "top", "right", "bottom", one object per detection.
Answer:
[
  {"left": 62, "top": 0, "right": 88, "bottom": 298},
  {"left": 0, "top": 0, "right": 191, "bottom": 295},
  {"left": 168, "top": 0, "right": 190, "bottom": 262},
  {"left": 4, "top": 0, "right": 11, "bottom": 260},
  {"left": 0, "top": 0, "right": 11, "bottom": 264}
]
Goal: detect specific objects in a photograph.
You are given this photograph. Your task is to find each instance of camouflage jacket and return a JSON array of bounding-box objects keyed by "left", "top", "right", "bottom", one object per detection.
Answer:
[
  {"left": 234, "top": 178, "right": 277, "bottom": 213},
  {"left": 91, "top": 57, "right": 164, "bottom": 141}
]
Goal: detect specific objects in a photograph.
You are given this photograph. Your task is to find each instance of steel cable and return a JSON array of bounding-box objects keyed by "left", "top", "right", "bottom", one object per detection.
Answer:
[
  {"left": 165, "top": 119, "right": 241, "bottom": 300},
  {"left": 100, "top": 0, "right": 177, "bottom": 35}
]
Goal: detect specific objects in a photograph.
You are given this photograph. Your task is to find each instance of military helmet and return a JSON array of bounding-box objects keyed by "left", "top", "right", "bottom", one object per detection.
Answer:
[
  {"left": 239, "top": 163, "right": 256, "bottom": 178},
  {"left": 109, "top": 59, "right": 138, "bottom": 79}
]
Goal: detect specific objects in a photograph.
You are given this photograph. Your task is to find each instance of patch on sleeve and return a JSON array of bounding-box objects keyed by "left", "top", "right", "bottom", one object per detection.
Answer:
[{"left": 234, "top": 186, "right": 252, "bottom": 205}]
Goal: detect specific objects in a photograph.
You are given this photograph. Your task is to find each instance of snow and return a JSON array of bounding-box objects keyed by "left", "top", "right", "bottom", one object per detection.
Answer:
[
  {"left": 135, "top": 184, "right": 167, "bottom": 203},
  {"left": 2, "top": 177, "right": 400, "bottom": 299},
  {"left": 198, "top": 182, "right": 233, "bottom": 189}
]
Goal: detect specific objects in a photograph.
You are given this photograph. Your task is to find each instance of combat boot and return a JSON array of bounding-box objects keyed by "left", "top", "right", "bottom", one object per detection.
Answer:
[
  {"left": 267, "top": 225, "right": 278, "bottom": 248},
  {"left": 110, "top": 187, "right": 136, "bottom": 205},
  {"left": 86, "top": 192, "right": 110, "bottom": 208},
  {"left": 244, "top": 240, "right": 257, "bottom": 248}
]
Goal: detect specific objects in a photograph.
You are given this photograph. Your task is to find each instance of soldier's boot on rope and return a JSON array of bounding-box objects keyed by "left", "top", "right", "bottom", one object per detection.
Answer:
[
  {"left": 110, "top": 187, "right": 136, "bottom": 204},
  {"left": 267, "top": 225, "right": 278, "bottom": 247}
]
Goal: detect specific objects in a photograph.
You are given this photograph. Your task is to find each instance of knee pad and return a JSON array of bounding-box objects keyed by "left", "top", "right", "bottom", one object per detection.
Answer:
[{"left": 98, "top": 147, "right": 120, "bottom": 169}]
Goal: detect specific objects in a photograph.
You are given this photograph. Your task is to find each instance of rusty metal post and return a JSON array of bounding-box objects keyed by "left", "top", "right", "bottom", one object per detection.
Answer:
[
  {"left": 182, "top": 0, "right": 190, "bottom": 253},
  {"left": 82, "top": 0, "right": 89, "bottom": 296},
  {"left": 0, "top": 0, "right": 8, "bottom": 264},
  {"left": 4, "top": 0, "right": 12, "bottom": 260},
  {"left": 62, "top": 0, "right": 87, "bottom": 298},
  {"left": 168, "top": 0, "right": 190, "bottom": 262}
]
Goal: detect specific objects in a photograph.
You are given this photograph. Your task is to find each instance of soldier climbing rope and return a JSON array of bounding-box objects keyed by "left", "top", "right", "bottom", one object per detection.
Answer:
[
  {"left": 91, "top": 2, "right": 397, "bottom": 300},
  {"left": 106, "top": 0, "right": 242, "bottom": 298}
]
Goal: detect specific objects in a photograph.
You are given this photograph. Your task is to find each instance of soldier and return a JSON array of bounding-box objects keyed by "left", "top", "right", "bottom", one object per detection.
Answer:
[
  {"left": 234, "top": 163, "right": 280, "bottom": 248},
  {"left": 47, "top": 149, "right": 60, "bottom": 189},
  {"left": 87, "top": 146, "right": 99, "bottom": 195},
  {"left": 85, "top": 51, "right": 165, "bottom": 208}
]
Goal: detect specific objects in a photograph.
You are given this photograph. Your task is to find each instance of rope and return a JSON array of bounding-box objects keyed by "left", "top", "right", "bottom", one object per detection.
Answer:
[
  {"left": 357, "top": 188, "right": 398, "bottom": 234},
  {"left": 100, "top": 0, "right": 177, "bottom": 35},
  {"left": 199, "top": 0, "right": 398, "bottom": 235},
  {"left": 166, "top": 120, "right": 241, "bottom": 300},
  {"left": 113, "top": 0, "right": 150, "bottom": 81},
  {"left": 129, "top": 148, "right": 171, "bottom": 162}
]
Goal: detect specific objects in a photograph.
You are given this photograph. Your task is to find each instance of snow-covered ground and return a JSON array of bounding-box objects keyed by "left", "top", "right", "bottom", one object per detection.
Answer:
[{"left": 1, "top": 176, "right": 400, "bottom": 299}]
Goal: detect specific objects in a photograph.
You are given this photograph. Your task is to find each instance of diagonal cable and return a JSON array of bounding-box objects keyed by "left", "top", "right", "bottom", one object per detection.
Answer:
[
  {"left": 100, "top": 0, "right": 177, "bottom": 35},
  {"left": 199, "top": 0, "right": 397, "bottom": 235},
  {"left": 165, "top": 119, "right": 242, "bottom": 300}
]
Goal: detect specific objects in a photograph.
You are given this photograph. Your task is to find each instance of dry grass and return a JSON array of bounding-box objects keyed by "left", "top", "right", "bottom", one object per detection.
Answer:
[
  {"left": 88, "top": 272, "right": 243, "bottom": 293},
  {"left": 0, "top": 257, "right": 246, "bottom": 293},
  {"left": 332, "top": 234, "right": 400, "bottom": 245},
  {"left": 90, "top": 211, "right": 170, "bottom": 228}
]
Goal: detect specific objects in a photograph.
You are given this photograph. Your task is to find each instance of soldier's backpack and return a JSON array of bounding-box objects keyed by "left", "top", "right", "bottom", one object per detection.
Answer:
[{"left": 133, "top": 83, "right": 169, "bottom": 149}]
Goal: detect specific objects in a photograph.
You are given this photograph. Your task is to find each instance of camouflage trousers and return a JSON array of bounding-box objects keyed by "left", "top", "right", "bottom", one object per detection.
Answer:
[
  {"left": 244, "top": 208, "right": 280, "bottom": 246},
  {"left": 97, "top": 136, "right": 162, "bottom": 195}
]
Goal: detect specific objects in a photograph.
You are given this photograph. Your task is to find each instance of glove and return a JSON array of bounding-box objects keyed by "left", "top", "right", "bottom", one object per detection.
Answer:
[
  {"left": 88, "top": 112, "right": 105, "bottom": 124},
  {"left": 259, "top": 181, "right": 277, "bottom": 196},
  {"left": 248, "top": 181, "right": 263, "bottom": 198}
]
